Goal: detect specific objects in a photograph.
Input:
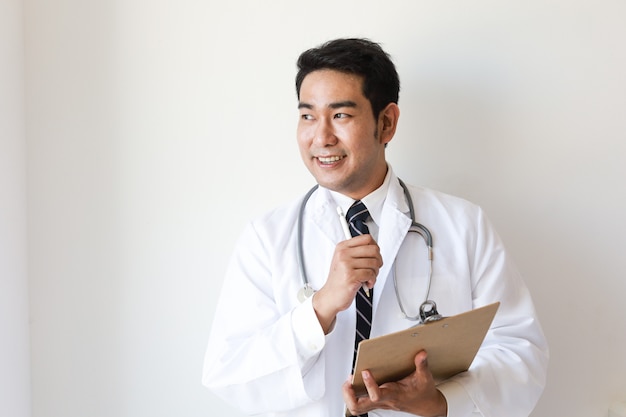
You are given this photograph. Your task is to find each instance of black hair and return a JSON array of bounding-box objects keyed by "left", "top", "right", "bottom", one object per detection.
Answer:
[{"left": 295, "top": 38, "right": 400, "bottom": 119}]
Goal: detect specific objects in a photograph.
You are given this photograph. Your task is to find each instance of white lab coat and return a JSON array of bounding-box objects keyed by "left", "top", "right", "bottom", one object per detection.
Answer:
[{"left": 203, "top": 169, "right": 548, "bottom": 417}]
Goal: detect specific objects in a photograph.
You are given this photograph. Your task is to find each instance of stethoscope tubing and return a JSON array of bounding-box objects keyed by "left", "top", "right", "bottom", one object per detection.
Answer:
[{"left": 296, "top": 179, "right": 438, "bottom": 322}]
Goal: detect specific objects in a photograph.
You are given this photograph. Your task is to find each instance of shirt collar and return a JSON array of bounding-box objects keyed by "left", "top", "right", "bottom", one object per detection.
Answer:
[{"left": 328, "top": 166, "right": 391, "bottom": 227}]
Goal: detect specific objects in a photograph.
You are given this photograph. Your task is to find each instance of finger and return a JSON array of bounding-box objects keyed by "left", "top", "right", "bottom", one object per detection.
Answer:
[
  {"left": 335, "top": 247, "right": 382, "bottom": 270},
  {"left": 342, "top": 377, "right": 360, "bottom": 415},
  {"left": 414, "top": 350, "right": 428, "bottom": 366},
  {"left": 341, "top": 254, "right": 382, "bottom": 277},
  {"left": 345, "top": 234, "right": 378, "bottom": 245},
  {"left": 413, "top": 350, "right": 434, "bottom": 384},
  {"left": 344, "top": 242, "right": 383, "bottom": 262},
  {"left": 361, "top": 370, "right": 383, "bottom": 403},
  {"left": 352, "top": 263, "right": 382, "bottom": 282},
  {"left": 343, "top": 245, "right": 383, "bottom": 263},
  {"left": 362, "top": 279, "right": 375, "bottom": 291},
  {"left": 354, "top": 254, "right": 383, "bottom": 268}
]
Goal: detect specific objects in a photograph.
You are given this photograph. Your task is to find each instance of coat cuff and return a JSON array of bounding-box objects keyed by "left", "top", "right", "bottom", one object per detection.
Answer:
[
  {"left": 437, "top": 379, "right": 476, "bottom": 417},
  {"left": 291, "top": 295, "right": 326, "bottom": 372}
]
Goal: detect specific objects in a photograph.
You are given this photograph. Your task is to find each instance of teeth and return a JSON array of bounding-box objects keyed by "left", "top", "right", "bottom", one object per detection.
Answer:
[{"left": 318, "top": 156, "right": 344, "bottom": 163}]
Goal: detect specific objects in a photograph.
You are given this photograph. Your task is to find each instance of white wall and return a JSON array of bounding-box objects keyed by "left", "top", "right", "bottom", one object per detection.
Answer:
[
  {"left": 21, "top": 1, "right": 626, "bottom": 417},
  {"left": 0, "top": 0, "right": 30, "bottom": 416}
]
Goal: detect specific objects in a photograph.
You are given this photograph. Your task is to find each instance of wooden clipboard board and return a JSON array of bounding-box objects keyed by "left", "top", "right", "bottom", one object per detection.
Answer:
[{"left": 351, "top": 302, "right": 500, "bottom": 397}]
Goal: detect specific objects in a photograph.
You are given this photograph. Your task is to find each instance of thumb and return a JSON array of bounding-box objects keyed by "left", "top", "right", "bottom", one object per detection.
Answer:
[
  {"left": 414, "top": 350, "right": 428, "bottom": 368},
  {"left": 413, "top": 350, "right": 431, "bottom": 381}
]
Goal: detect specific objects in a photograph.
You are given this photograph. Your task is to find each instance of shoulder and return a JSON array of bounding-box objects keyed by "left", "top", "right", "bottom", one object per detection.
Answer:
[
  {"left": 243, "top": 189, "right": 314, "bottom": 244},
  {"left": 403, "top": 182, "right": 482, "bottom": 216},
  {"left": 396, "top": 182, "right": 498, "bottom": 244}
]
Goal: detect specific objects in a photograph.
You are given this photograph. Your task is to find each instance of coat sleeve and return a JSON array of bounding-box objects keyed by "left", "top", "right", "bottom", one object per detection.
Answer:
[
  {"left": 202, "top": 221, "right": 328, "bottom": 415},
  {"left": 440, "top": 207, "right": 549, "bottom": 417}
]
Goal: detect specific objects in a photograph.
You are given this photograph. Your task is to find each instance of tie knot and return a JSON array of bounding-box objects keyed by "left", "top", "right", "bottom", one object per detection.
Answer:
[{"left": 346, "top": 200, "right": 370, "bottom": 237}]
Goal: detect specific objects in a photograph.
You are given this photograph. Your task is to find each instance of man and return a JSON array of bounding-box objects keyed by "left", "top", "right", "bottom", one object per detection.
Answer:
[{"left": 203, "top": 38, "right": 548, "bottom": 417}]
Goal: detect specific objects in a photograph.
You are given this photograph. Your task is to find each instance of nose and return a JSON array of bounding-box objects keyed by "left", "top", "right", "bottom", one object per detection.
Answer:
[{"left": 313, "top": 118, "right": 338, "bottom": 147}]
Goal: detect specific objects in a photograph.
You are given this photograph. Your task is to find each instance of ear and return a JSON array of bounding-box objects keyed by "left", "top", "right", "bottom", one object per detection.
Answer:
[{"left": 378, "top": 103, "right": 400, "bottom": 146}]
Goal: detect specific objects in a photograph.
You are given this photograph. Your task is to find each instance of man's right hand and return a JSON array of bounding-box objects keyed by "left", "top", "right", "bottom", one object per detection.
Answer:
[{"left": 312, "top": 234, "right": 383, "bottom": 334}]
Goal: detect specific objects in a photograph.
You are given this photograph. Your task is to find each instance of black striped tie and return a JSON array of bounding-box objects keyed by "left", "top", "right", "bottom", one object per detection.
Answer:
[{"left": 346, "top": 200, "right": 372, "bottom": 417}]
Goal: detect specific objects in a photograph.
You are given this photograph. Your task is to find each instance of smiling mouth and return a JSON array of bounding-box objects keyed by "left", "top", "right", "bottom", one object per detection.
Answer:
[{"left": 317, "top": 155, "right": 345, "bottom": 164}]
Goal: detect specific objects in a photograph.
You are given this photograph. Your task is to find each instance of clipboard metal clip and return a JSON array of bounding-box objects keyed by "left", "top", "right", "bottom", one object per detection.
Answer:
[{"left": 419, "top": 300, "right": 443, "bottom": 323}]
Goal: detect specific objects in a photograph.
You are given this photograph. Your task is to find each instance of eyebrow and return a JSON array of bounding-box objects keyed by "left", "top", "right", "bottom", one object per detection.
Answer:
[{"left": 298, "top": 100, "right": 358, "bottom": 110}]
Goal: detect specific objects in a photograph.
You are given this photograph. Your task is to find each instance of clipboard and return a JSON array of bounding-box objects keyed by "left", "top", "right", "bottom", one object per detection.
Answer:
[{"left": 351, "top": 302, "right": 500, "bottom": 397}]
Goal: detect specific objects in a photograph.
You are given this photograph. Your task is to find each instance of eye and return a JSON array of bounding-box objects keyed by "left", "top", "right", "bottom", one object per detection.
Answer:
[
  {"left": 334, "top": 113, "right": 350, "bottom": 119},
  {"left": 300, "top": 113, "right": 314, "bottom": 121}
]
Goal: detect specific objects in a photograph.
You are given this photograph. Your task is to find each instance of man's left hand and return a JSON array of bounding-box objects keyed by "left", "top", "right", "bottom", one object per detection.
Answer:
[{"left": 342, "top": 350, "right": 447, "bottom": 417}]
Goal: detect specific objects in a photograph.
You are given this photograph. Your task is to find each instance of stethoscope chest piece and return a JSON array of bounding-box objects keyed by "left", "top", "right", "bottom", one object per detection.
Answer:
[
  {"left": 419, "top": 300, "right": 443, "bottom": 323},
  {"left": 297, "top": 284, "right": 315, "bottom": 303}
]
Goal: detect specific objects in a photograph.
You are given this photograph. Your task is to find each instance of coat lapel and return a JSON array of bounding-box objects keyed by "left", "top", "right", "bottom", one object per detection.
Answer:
[
  {"left": 303, "top": 175, "right": 413, "bottom": 312},
  {"left": 373, "top": 174, "right": 413, "bottom": 310}
]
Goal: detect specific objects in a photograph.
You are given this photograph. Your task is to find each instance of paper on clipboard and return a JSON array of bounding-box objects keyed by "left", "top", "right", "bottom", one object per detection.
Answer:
[{"left": 351, "top": 302, "right": 500, "bottom": 397}]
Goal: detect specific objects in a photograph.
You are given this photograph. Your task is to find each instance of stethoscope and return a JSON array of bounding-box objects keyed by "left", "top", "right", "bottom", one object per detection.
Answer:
[{"left": 296, "top": 178, "right": 443, "bottom": 323}]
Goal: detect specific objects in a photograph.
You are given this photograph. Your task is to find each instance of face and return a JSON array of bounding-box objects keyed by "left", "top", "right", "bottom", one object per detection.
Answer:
[{"left": 297, "top": 69, "right": 398, "bottom": 200}]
